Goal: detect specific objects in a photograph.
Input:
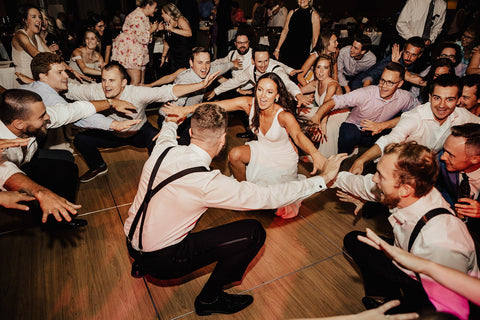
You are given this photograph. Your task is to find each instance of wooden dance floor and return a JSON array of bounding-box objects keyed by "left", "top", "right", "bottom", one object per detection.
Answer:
[{"left": 0, "top": 111, "right": 391, "bottom": 319}]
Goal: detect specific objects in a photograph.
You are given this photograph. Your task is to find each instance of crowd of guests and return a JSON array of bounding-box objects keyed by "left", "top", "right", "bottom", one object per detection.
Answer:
[{"left": 1, "top": 0, "right": 480, "bottom": 319}]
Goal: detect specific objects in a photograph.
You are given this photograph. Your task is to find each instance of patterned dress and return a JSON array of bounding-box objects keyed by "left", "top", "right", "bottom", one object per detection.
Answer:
[{"left": 112, "top": 7, "right": 152, "bottom": 70}]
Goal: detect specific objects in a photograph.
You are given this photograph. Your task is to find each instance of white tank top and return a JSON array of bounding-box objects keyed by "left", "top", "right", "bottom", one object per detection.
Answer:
[{"left": 12, "top": 29, "right": 49, "bottom": 78}]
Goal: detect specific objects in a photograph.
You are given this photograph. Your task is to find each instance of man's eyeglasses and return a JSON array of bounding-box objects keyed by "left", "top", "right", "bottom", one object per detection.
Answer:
[
  {"left": 235, "top": 40, "right": 249, "bottom": 45},
  {"left": 379, "top": 79, "right": 401, "bottom": 87}
]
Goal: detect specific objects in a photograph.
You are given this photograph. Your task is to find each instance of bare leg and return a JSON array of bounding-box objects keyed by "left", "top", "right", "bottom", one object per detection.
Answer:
[
  {"left": 127, "top": 69, "right": 141, "bottom": 85},
  {"left": 228, "top": 145, "right": 251, "bottom": 182}
]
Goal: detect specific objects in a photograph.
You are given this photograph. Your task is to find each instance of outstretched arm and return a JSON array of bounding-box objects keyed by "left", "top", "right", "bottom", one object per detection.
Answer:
[
  {"left": 279, "top": 111, "right": 327, "bottom": 175},
  {"left": 162, "top": 96, "right": 252, "bottom": 120},
  {"left": 358, "top": 228, "right": 480, "bottom": 306}
]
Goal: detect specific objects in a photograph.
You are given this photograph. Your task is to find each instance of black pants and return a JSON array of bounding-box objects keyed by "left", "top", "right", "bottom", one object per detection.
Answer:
[
  {"left": 128, "top": 219, "right": 266, "bottom": 298},
  {"left": 20, "top": 149, "right": 78, "bottom": 203},
  {"left": 343, "top": 231, "right": 435, "bottom": 314},
  {"left": 74, "top": 122, "right": 158, "bottom": 170},
  {"left": 338, "top": 122, "right": 390, "bottom": 155}
]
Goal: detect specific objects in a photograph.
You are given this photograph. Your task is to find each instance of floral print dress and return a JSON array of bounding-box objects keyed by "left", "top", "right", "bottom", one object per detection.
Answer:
[{"left": 112, "top": 7, "right": 152, "bottom": 70}]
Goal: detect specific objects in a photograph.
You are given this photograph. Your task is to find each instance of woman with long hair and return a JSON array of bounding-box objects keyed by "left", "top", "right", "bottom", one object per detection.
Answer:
[
  {"left": 111, "top": 0, "right": 160, "bottom": 85},
  {"left": 89, "top": 14, "right": 112, "bottom": 63},
  {"left": 301, "top": 55, "right": 347, "bottom": 158},
  {"left": 69, "top": 30, "right": 105, "bottom": 78},
  {"left": 158, "top": 2, "right": 193, "bottom": 73},
  {"left": 297, "top": 31, "right": 339, "bottom": 86},
  {"left": 413, "top": 58, "right": 455, "bottom": 103},
  {"left": 163, "top": 73, "right": 327, "bottom": 218},
  {"left": 11, "top": 5, "right": 52, "bottom": 78}
]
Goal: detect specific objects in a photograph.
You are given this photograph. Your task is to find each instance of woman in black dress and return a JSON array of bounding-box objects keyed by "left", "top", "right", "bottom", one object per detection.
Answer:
[
  {"left": 273, "top": 0, "right": 320, "bottom": 70},
  {"left": 159, "top": 2, "right": 193, "bottom": 73}
]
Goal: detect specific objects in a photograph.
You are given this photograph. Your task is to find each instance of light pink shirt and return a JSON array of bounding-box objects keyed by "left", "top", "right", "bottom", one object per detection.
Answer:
[{"left": 332, "top": 86, "right": 418, "bottom": 129}]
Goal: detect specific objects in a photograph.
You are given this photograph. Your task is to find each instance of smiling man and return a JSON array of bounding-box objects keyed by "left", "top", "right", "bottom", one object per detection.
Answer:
[
  {"left": 458, "top": 74, "right": 480, "bottom": 116},
  {"left": 310, "top": 62, "right": 419, "bottom": 155},
  {"left": 334, "top": 142, "right": 478, "bottom": 318},
  {"left": 360, "top": 37, "right": 425, "bottom": 90},
  {"left": 66, "top": 61, "right": 219, "bottom": 182},
  {"left": 350, "top": 74, "right": 480, "bottom": 175},
  {"left": 207, "top": 44, "right": 307, "bottom": 106},
  {"left": 337, "top": 34, "right": 377, "bottom": 92}
]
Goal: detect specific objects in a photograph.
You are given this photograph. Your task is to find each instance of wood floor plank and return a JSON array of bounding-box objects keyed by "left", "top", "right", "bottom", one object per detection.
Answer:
[
  {"left": 176, "top": 254, "right": 365, "bottom": 320},
  {"left": 0, "top": 208, "right": 157, "bottom": 320},
  {"left": 141, "top": 204, "right": 342, "bottom": 319}
]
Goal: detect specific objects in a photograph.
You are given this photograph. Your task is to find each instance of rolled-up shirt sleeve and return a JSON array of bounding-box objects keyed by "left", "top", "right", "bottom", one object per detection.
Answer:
[
  {"left": 0, "top": 156, "right": 23, "bottom": 189},
  {"left": 333, "top": 172, "right": 378, "bottom": 202}
]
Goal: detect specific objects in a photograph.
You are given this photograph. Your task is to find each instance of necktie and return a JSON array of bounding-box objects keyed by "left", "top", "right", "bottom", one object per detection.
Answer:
[
  {"left": 458, "top": 172, "right": 471, "bottom": 200},
  {"left": 422, "top": 0, "right": 435, "bottom": 40}
]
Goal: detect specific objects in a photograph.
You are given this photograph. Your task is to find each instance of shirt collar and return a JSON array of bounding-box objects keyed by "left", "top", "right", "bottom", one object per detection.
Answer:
[{"left": 188, "top": 143, "right": 213, "bottom": 166}]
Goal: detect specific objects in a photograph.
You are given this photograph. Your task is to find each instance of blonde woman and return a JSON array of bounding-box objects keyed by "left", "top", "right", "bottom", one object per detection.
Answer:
[
  {"left": 158, "top": 2, "right": 193, "bottom": 73},
  {"left": 112, "top": 0, "right": 160, "bottom": 85},
  {"left": 69, "top": 30, "right": 105, "bottom": 77}
]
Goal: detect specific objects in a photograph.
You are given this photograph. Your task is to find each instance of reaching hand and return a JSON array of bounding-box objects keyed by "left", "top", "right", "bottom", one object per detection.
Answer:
[
  {"left": 205, "top": 90, "right": 216, "bottom": 101},
  {"left": 349, "top": 159, "right": 364, "bottom": 175},
  {"left": 35, "top": 189, "right": 82, "bottom": 223},
  {"left": 320, "top": 153, "right": 349, "bottom": 186},
  {"left": 310, "top": 152, "right": 327, "bottom": 176},
  {"left": 360, "top": 119, "right": 385, "bottom": 135},
  {"left": 0, "top": 138, "right": 30, "bottom": 152},
  {"left": 353, "top": 299, "right": 419, "bottom": 320},
  {"left": 232, "top": 58, "right": 242, "bottom": 69},
  {"left": 111, "top": 99, "right": 137, "bottom": 115},
  {"left": 273, "top": 50, "right": 280, "bottom": 59},
  {"left": 161, "top": 102, "right": 189, "bottom": 120},
  {"left": 15, "top": 72, "right": 34, "bottom": 84},
  {"left": 48, "top": 43, "right": 60, "bottom": 53},
  {"left": 455, "top": 198, "right": 480, "bottom": 218},
  {"left": 109, "top": 119, "right": 142, "bottom": 132},
  {"left": 336, "top": 190, "right": 365, "bottom": 215},
  {"left": 0, "top": 191, "right": 35, "bottom": 211},
  {"left": 295, "top": 94, "right": 310, "bottom": 108},
  {"left": 202, "top": 71, "right": 221, "bottom": 88},
  {"left": 289, "top": 69, "right": 303, "bottom": 77}
]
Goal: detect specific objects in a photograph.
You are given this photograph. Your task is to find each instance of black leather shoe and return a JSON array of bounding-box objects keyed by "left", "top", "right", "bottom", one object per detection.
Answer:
[
  {"left": 362, "top": 296, "right": 387, "bottom": 310},
  {"left": 236, "top": 131, "right": 255, "bottom": 139},
  {"left": 195, "top": 292, "right": 253, "bottom": 316}
]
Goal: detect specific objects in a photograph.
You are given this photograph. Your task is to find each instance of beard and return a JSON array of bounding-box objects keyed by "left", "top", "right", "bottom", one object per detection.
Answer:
[
  {"left": 379, "top": 192, "right": 401, "bottom": 209},
  {"left": 25, "top": 124, "right": 47, "bottom": 139},
  {"left": 237, "top": 47, "right": 248, "bottom": 55}
]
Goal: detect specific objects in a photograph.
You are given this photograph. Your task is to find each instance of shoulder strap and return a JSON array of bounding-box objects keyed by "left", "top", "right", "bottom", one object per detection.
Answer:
[
  {"left": 127, "top": 146, "right": 210, "bottom": 251},
  {"left": 407, "top": 207, "right": 452, "bottom": 252}
]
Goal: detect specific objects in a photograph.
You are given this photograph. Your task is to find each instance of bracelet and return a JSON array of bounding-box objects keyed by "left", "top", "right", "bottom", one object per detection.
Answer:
[
  {"left": 107, "top": 98, "right": 113, "bottom": 108},
  {"left": 274, "top": 49, "right": 280, "bottom": 52}
]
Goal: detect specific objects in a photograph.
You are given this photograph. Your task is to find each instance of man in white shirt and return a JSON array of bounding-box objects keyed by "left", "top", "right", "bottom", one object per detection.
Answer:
[
  {"left": 67, "top": 61, "right": 218, "bottom": 182},
  {"left": 125, "top": 103, "right": 347, "bottom": 316},
  {"left": 267, "top": 0, "right": 287, "bottom": 28},
  {"left": 0, "top": 89, "right": 134, "bottom": 228},
  {"left": 206, "top": 44, "right": 308, "bottom": 106},
  {"left": 396, "top": 0, "right": 447, "bottom": 46},
  {"left": 335, "top": 142, "right": 478, "bottom": 319},
  {"left": 458, "top": 74, "right": 480, "bottom": 116},
  {"left": 350, "top": 74, "right": 480, "bottom": 175}
]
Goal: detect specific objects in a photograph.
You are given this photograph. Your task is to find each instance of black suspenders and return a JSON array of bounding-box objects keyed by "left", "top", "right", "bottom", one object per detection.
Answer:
[{"left": 127, "top": 146, "right": 210, "bottom": 252}]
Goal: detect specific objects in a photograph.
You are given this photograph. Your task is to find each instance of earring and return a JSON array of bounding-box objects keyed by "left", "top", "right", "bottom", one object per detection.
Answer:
[{"left": 275, "top": 97, "right": 278, "bottom": 102}]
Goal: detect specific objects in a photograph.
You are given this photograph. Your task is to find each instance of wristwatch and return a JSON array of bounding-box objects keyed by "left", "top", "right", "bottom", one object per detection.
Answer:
[{"left": 107, "top": 98, "right": 113, "bottom": 108}]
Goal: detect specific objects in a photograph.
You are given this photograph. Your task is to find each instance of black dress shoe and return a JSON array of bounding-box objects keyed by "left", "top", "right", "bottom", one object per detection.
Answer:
[
  {"left": 195, "top": 292, "right": 253, "bottom": 316},
  {"left": 236, "top": 131, "right": 255, "bottom": 139}
]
